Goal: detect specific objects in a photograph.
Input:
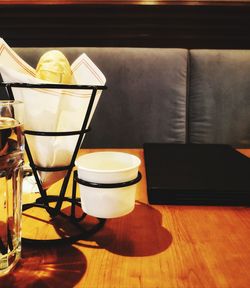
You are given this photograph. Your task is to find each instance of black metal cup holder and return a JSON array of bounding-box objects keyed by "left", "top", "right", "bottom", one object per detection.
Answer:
[{"left": 74, "top": 170, "right": 142, "bottom": 189}]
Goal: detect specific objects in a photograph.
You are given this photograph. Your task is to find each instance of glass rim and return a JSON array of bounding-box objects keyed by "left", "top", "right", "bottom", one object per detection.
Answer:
[{"left": 0, "top": 100, "right": 23, "bottom": 105}]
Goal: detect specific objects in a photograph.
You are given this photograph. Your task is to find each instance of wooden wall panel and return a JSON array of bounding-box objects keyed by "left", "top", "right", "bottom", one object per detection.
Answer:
[{"left": 0, "top": 2, "right": 250, "bottom": 48}]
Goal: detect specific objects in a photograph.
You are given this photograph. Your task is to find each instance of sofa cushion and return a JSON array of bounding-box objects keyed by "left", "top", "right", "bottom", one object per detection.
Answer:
[
  {"left": 189, "top": 50, "right": 250, "bottom": 147},
  {"left": 14, "top": 47, "right": 188, "bottom": 147}
]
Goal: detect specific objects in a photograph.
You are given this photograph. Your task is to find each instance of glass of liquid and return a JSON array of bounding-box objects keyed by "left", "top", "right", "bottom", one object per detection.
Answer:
[{"left": 0, "top": 100, "right": 24, "bottom": 276}]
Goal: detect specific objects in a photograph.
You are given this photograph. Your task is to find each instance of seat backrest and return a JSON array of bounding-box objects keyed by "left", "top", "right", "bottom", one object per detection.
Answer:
[
  {"left": 189, "top": 50, "right": 250, "bottom": 147},
  {"left": 13, "top": 47, "right": 188, "bottom": 147}
]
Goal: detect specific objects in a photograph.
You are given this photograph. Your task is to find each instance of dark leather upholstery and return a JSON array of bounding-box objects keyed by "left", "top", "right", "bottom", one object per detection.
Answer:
[
  {"left": 189, "top": 50, "right": 250, "bottom": 147},
  {"left": 1, "top": 47, "right": 249, "bottom": 148},
  {"left": 12, "top": 47, "right": 188, "bottom": 147}
]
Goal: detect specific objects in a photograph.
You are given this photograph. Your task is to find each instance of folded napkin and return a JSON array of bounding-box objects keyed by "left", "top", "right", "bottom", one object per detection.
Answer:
[{"left": 0, "top": 38, "right": 106, "bottom": 189}]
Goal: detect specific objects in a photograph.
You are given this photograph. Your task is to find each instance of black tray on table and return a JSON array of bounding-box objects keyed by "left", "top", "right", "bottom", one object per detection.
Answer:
[{"left": 144, "top": 143, "right": 250, "bottom": 206}]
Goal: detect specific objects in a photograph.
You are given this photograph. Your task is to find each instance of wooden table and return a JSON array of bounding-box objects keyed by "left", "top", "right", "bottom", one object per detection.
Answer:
[{"left": 1, "top": 148, "right": 250, "bottom": 288}]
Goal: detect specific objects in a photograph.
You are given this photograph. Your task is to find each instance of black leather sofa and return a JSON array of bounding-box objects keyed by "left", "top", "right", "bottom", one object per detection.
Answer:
[{"left": 4, "top": 47, "right": 250, "bottom": 148}]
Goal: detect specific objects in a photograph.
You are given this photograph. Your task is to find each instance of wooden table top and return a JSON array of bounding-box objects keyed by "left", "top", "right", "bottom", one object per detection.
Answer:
[{"left": 1, "top": 148, "right": 250, "bottom": 288}]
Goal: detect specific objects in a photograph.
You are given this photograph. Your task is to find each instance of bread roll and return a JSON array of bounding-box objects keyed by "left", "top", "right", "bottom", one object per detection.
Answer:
[{"left": 35, "top": 50, "right": 73, "bottom": 84}]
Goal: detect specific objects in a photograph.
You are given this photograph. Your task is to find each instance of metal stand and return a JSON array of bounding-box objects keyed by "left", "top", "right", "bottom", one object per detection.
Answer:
[
  {"left": 1, "top": 82, "right": 142, "bottom": 244},
  {"left": 2, "top": 82, "right": 107, "bottom": 243}
]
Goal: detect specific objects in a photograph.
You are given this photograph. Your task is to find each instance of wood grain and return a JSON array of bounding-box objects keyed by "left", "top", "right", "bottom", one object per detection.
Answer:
[
  {"left": 1, "top": 0, "right": 250, "bottom": 5},
  {"left": 0, "top": 148, "right": 250, "bottom": 287},
  {"left": 1, "top": 1, "right": 250, "bottom": 48}
]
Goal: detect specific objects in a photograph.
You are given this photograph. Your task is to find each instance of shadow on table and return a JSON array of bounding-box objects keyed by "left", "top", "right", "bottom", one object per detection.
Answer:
[
  {"left": 0, "top": 244, "right": 86, "bottom": 288},
  {"left": 83, "top": 201, "right": 172, "bottom": 257}
]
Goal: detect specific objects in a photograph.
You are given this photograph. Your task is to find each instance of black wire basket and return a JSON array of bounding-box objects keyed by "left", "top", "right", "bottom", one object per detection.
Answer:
[
  {"left": 1, "top": 82, "right": 107, "bottom": 244},
  {"left": 1, "top": 82, "right": 141, "bottom": 244}
]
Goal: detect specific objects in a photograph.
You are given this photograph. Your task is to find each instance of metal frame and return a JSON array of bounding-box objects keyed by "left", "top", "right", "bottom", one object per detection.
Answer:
[
  {"left": 1, "top": 82, "right": 107, "bottom": 243},
  {"left": 1, "top": 82, "right": 141, "bottom": 244}
]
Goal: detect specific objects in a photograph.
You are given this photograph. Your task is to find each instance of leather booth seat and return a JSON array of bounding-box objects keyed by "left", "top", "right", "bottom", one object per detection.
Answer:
[{"left": 2, "top": 47, "right": 250, "bottom": 148}]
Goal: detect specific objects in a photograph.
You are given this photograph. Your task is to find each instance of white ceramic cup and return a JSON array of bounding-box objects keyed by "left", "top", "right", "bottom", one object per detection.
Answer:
[{"left": 75, "top": 151, "right": 141, "bottom": 218}]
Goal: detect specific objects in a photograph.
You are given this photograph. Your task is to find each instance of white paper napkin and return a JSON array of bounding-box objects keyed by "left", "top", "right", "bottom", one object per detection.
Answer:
[{"left": 0, "top": 38, "right": 106, "bottom": 189}]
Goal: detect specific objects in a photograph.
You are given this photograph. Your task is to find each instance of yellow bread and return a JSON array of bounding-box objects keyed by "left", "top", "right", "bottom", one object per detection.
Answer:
[{"left": 35, "top": 50, "right": 73, "bottom": 84}]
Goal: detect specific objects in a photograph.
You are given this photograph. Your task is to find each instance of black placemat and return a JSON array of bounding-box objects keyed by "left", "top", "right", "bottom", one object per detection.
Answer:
[{"left": 143, "top": 143, "right": 250, "bottom": 205}]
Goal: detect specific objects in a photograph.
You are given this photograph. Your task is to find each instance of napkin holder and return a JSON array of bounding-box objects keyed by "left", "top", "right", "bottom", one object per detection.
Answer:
[{"left": 1, "top": 82, "right": 108, "bottom": 244}]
